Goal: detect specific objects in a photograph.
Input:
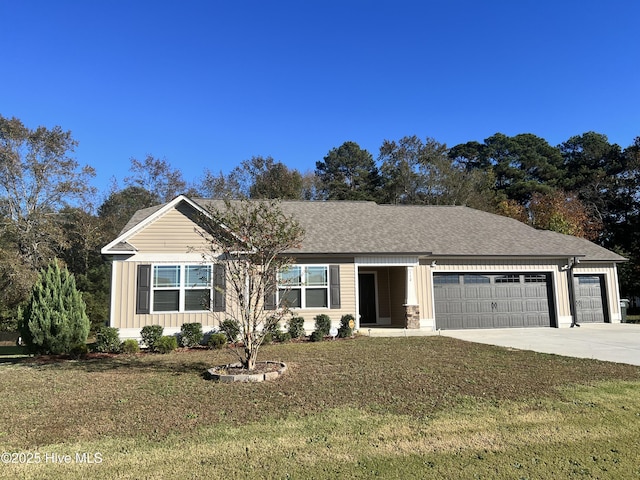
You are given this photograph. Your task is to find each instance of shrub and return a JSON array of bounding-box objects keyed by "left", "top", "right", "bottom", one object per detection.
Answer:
[
  {"left": 309, "top": 330, "right": 324, "bottom": 342},
  {"left": 314, "top": 314, "right": 331, "bottom": 336},
  {"left": 140, "top": 325, "right": 164, "bottom": 352},
  {"left": 220, "top": 319, "right": 240, "bottom": 343},
  {"left": 265, "top": 319, "right": 287, "bottom": 343},
  {"left": 155, "top": 335, "right": 178, "bottom": 354},
  {"left": 287, "top": 315, "right": 306, "bottom": 339},
  {"left": 338, "top": 314, "right": 355, "bottom": 338},
  {"left": 179, "top": 323, "right": 203, "bottom": 347},
  {"left": 69, "top": 343, "right": 89, "bottom": 359},
  {"left": 121, "top": 339, "right": 140, "bottom": 354},
  {"left": 207, "top": 333, "right": 227, "bottom": 349},
  {"left": 275, "top": 331, "right": 291, "bottom": 343},
  {"left": 95, "top": 326, "right": 121, "bottom": 353},
  {"left": 18, "top": 262, "right": 90, "bottom": 355}
]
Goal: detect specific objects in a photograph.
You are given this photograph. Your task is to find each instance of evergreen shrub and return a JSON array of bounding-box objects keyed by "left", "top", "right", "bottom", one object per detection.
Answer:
[
  {"left": 338, "top": 314, "right": 355, "bottom": 338},
  {"left": 121, "top": 339, "right": 140, "bottom": 354},
  {"left": 221, "top": 319, "right": 240, "bottom": 343},
  {"left": 156, "top": 335, "right": 178, "bottom": 354},
  {"left": 207, "top": 333, "right": 227, "bottom": 349},
  {"left": 140, "top": 325, "right": 164, "bottom": 351},
  {"left": 95, "top": 326, "right": 121, "bottom": 353},
  {"left": 287, "top": 315, "right": 305, "bottom": 339},
  {"left": 179, "top": 323, "right": 203, "bottom": 347},
  {"left": 18, "top": 262, "right": 90, "bottom": 355},
  {"left": 314, "top": 314, "right": 331, "bottom": 336}
]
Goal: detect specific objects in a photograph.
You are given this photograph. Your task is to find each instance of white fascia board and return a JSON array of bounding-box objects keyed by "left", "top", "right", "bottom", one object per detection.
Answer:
[{"left": 101, "top": 195, "right": 210, "bottom": 255}]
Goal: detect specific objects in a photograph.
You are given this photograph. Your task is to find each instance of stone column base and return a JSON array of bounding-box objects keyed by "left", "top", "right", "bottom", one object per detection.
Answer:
[{"left": 404, "top": 304, "right": 420, "bottom": 329}]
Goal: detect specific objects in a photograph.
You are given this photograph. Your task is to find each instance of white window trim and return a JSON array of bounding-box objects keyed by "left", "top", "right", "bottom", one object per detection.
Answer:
[
  {"left": 277, "top": 264, "right": 330, "bottom": 309},
  {"left": 151, "top": 263, "right": 213, "bottom": 313}
]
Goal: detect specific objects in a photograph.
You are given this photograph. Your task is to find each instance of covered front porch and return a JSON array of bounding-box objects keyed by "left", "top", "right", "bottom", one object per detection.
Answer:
[{"left": 355, "top": 259, "right": 421, "bottom": 330}]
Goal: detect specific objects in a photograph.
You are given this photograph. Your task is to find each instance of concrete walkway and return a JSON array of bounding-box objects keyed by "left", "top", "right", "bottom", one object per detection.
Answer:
[{"left": 364, "top": 323, "right": 640, "bottom": 366}]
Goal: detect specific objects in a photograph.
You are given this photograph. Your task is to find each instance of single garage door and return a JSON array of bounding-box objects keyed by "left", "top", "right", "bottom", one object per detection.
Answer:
[
  {"left": 574, "top": 275, "right": 608, "bottom": 323},
  {"left": 434, "top": 273, "right": 554, "bottom": 329}
]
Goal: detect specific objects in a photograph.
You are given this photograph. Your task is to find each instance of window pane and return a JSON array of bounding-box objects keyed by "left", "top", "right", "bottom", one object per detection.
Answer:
[
  {"left": 464, "top": 274, "right": 490, "bottom": 284},
  {"left": 153, "top": 290, "right": 179, "bottom": 311},
  {"left": 495, "top": 275, "right": 520, "bottom": 284},
  {"left": 278, "top": 266, "right": 301, "bottom": 286},
  {"left": 306, "top": 266, "right": 327, "bottom": 286},
  {"left": 434, "top": 274, "right": 460, "bottom": 285},
  {"left": 524, "top": 274, "right": 547, "bottom": 283},
  {"left": 279, "top": 288, "right": 301, "bottom": 308},
  {"left": 306, "top": 288, "right": 328, "bottom": 308},
  {"left": 154, "top": 266, "right": 180, "bottom": 288},
  {"left": 186, "top": 265, "right": 211, "bottom": 287},
  {"left": 185, "top": 289, "right": 211, "bottom": 311}
]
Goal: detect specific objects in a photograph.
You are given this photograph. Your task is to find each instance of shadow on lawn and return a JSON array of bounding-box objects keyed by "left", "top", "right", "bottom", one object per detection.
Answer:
[{"left": 2, "top": 348, "right": 217, "bottom": 376}]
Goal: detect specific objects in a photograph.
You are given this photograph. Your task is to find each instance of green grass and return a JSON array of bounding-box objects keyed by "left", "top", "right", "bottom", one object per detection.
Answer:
[
  {"left": 1, "top": 336, "right": 640, "bottom": 479},
  {"left": 626, "top": 313, "right": 640, "bottom": 324}
]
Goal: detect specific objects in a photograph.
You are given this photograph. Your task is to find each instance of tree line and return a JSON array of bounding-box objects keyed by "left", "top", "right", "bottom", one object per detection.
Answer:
[{"left": 1, "top": 115, "right": 638, "bottom": 330}]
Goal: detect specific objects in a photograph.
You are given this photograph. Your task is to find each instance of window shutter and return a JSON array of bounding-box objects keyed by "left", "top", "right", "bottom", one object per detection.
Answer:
[
  {"left": 264, "top": 289, "right": 276, "bottom": 310},
  {"left": 330, "top": 265, "right": 341, "bottom": 309},
  {"left": 265, "top": 269, "right": 277, "bottom": 310},
  {"left": 212, "top": 264, "right": 226, "bottom": 312},
  {"left": 136, "top": 264, "right": 151, "bottom": 314}
]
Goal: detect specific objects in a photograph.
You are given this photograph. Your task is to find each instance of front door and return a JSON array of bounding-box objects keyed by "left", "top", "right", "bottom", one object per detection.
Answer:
[{"left": 359, "top": 273, "right": 377, "bottom": 324}]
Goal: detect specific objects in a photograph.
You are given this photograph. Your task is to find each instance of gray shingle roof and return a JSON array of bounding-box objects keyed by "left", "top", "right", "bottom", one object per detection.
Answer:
[{"left": 114, "top": 198, "right": 625, "bottom": 262}]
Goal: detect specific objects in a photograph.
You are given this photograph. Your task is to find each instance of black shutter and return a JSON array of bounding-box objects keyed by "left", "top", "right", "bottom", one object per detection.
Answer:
[
  {"left": 265, "top": 268, "right": 277, "bottom": 310},
  {"left": 136, "top": 264, "right": 151, "bottom": 314},
  {"left": 264, "top": 287, "right": 277, "bottom": 310},
  {"left": 330, "top": 265, "right": 341, "bottom": 309},
  {"left": 212, "top": 264, "right": 226, "bottom": 312}
]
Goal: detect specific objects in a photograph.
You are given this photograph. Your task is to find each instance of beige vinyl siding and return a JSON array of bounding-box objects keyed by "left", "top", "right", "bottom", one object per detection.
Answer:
[
  {"left": 416, "top": 264, "right": 432, "bottom": 323},
  {"left": 128, "top": 203, "right": 210, "bottom": 254}
]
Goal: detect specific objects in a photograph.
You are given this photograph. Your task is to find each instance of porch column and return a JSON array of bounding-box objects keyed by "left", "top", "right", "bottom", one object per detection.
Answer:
[{"left": 404, "top": 266, "right": 420, "bottom": 329}]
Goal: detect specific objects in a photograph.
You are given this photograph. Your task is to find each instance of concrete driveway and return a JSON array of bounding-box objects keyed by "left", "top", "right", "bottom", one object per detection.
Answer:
[
  {"left": 365, "top": 323, "right": 640, "bottom": 366},
  {"left": 440, "top": 323, "right": 640, "bottom": 366}
]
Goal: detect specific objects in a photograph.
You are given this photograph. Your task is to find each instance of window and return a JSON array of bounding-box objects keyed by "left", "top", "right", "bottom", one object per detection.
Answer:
[
  {"left": 578, "top": 276, "right": 601, "bottom": 285},
  {"left": 434, "top": 274, "right": 460, "bottom": 285},
  {"left": 524, "top": 274, "right": 547, "bottom": 283},
  {"left": 464, "top": 274, "right": 490, "bottom": 284},
  {"left": 278, "top": 265, "right": 328, "bottom": 308},
  {"left": 152, "top": 264, "right": 212, "bottom": 312},
  {"left": 495, "top": 274, "right": 520, "bottom": 284}
]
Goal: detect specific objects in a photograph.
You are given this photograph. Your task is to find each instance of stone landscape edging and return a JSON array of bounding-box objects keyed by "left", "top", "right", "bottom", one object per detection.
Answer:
[{"left": 207, "top": 361, "right": 287, "bottom": 383}]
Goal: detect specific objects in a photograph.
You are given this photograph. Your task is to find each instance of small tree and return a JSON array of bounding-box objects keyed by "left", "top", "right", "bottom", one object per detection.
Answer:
[
  {"left": 18, "top": 262, "right": 90, "bottom": 355},
  {"left": 197, "top": 199, "right": 304, "bottom": 371}
]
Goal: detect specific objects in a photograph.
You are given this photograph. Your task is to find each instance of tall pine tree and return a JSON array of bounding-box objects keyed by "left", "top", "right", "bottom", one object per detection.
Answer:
[{"left": 19, "top": 262, "right": 90, "bottom": 354}]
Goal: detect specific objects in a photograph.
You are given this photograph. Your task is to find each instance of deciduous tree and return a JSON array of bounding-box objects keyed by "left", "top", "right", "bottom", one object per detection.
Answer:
[
  {"left": 197, "top": 199, "right": 304, "bottom": 371},
  {"left": 124, "top": 155, "right": 187, "bottom": 202}
]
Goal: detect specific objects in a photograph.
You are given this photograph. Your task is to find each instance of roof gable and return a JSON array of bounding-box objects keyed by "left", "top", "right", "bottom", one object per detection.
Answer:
[{"left": 101, "top": 195, "right": 209, "bottom": 255}]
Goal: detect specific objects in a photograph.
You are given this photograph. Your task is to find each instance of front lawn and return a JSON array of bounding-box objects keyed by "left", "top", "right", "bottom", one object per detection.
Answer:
[{"left": 1, "top": 336, "right": 639, "bottom": 479}]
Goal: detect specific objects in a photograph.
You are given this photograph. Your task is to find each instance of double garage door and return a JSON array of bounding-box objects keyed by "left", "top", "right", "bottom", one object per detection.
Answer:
[{"left": 434, "top": 273, "right": 554, "bottom": 329}]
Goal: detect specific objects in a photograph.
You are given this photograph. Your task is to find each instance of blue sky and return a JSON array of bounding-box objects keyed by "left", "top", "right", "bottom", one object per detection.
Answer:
[{"left": 2, "top": 1, "right": 638, "bottom": 198}]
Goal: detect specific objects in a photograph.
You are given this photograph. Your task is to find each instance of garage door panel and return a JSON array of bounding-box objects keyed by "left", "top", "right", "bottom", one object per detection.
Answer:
[
  {"left": 574, "top": 275, "right": 607, "bottom": 323},
  {"left": 435, "top": 273, "right": 553, "bottom": 330}
]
